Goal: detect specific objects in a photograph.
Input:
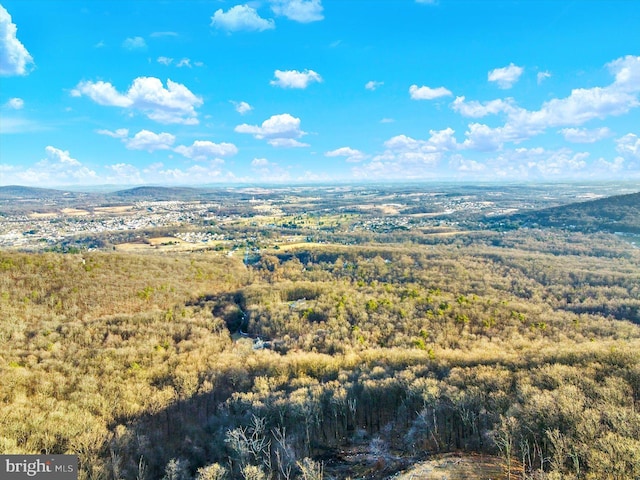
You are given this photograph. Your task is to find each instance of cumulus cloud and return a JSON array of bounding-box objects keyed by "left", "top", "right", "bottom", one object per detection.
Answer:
[
  {"left": 409, "top": 84, "right": 452, "bottom": 100},
  {"left": 71, "top": 77, "right": 203, "bottom": 124},
  {"left": 514, "top": 87, "right": 636, "bottom": 129},
  {"left": 514, "top": 147, "right": 589, "bottom": 177},
  {"left": 616, "top": 133, "right": 640, "bottom": 160},
  {"left": 174, "top": 140, "right": 238, "bottom": 160},
  {"left": 453, "top": 56, "right": 640, "bottom": 146},
  {"left": 365, "top": 80, "right": 383, "bottom": 91},
  {"left": 462, "top": 123, "right": 510, "bottom": 151},
  {"left": 122, "top": 36, "right": 146, "bottom": 50},
  {"left": 270, "top": 0, "right": 324, "bottom": 23},
  {"left": 5, "top": 97, "right": 23, "bottom": 109},
  {"left": 9, "top": 146, "right": 99, "bottom": 186},
  {"left": 157, "top": 56, "right": 173, "bottom": 66},
  {"left": 126, "top": 130, "right": 176, "bottom": 152},
  {"left": 211, "top": 5, "right": 275, "bottom": 32},
  {"left": 235, "top": 113, "right": 309, "bottom": 147},
  {"left": 176, "top": 58, "right": 191, "bottom": 68},
  {"left": 270, "top": 69, "right": 322, "bottom": 88},
  {"left": 97, "top": 128, "right": 176, "bottom": 152},
  {"left": 595, "top": 156, "right": 626, "bottom": 175},
  {"left": 0, "top": 5, "right": 34, "bottom": 76},
  {"left": 608, "top": 55, "right": 640, "bottom": 92},
  {"left": 488, "top": 63, "right": 524, "bottom": 89},
  {"left": 449, "top": 155, "right": 486, "bottom": 173},
  {"left": 353, "top": 128, "right": 459, "bottom": 179},
  {"left": 452, "top": 96, "right": 516, "bottom": 118},
  {"left": 96, "top": 128, "right": 129, "bottom": 139},
  {"left": 560, "top": 127, "right": 611, "bottom": 143},
  {"left": 233, "top": 100, "right": 253, "bottom": 114},
  {"left": 106, "top": 163, "right": 144, "bottom": 184},
  {"left": 325, "top": 147, "right": 366, "bottom": 162}
]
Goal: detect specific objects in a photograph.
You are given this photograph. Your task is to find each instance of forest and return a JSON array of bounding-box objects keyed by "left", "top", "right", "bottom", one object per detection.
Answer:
[{"left": 1, "top": 186, "right": 640, "bottom": 479}]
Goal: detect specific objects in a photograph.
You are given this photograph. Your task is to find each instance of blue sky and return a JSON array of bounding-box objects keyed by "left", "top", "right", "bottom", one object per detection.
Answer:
[{"left": 0, "top": 0, "right": 639, "bottom": 187}]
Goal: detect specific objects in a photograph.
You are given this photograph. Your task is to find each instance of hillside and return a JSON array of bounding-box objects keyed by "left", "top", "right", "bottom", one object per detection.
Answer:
[
  {"left": 1, "top": 230, "right": 639, "bottom": 480},
  {"left": 495, "top": 191, "right": 640, "bottom": 234},
  {"left": 111, "top": 186, "right": 212, "bottom": 201},
  {"left": 0, "top": 185, "right": 76, "bottom": 200}
]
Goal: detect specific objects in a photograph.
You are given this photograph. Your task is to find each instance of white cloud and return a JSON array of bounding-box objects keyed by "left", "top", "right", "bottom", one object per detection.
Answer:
[
  {"left": 325, "top": 147, "right": 366, "bottom": 162},
  {"left": 8, "top": 146, "right": 99, "bottom": 186},
  {"left": 365, "top": 80, "right": 383, "bottom": 91},
  {"left": 482, "top": 147, "right": 592, "bottom": 179},
  {"left": 521, "top": 147, "right": 589, "bottom": 176},
  {"left": 380, "top": 118, "right": 395, "bottom": 123},
  {"left": 267, "top": 138, "right": 309, "bottom": 148},
  {"left": 122, "top": 36, "right": 146, "bottom": 50},
  {"left": 126, "top": 130, "right": 176, "bottom": 152},
  {"left": 174, "top": 140, "right": 238, "bottom": 160},
  {"left": 0, "top": 5, "right": 34, "bottom": 76},
  {"left": 508, "top": 86, "right": 637, "bottom": 135},
  {"left": 251, "top": 158, "right": 270, "bottom": 167},
  {"left": 270, "top": 69, "right": 322, "bottom": 89},
  {"left": 176, "top": 58, "right": 191, "bottom": 68},
  {"left": 71, "top": 77, "right": 203, "bottom": 125},
  {"left": 616, "top": 133, "right": 640, "bottom": 160},
  {"left": 250, "top": 157, "right": 291, "bottom": 181},
  {"left": 106, "top": 163, "right": 144, "bottom": 184},
  {"left": 153, "top": 163, "right": 227, "bottom": 183},
  {"left": 452, "top": 96, "right": 516, "bottom": 118},
  {"left": 96, "top": 128, "right": 129, "bottom": 139},
  {"left": 235, "top": 113, "right": 308, "bottom": 148},
  {"left": 71, "top": 80, "right": 132, "bottom": 107},
  {"left": 596, "top": 156, "right": 626, "bottom": 175},
  {"left": 488, "top": 63, "right": 524, "bottom": 89},
  {"left": 233, "top": 101, "right": 253, "bottom": 114},
  {"left": 354, "top": 128, "right": 459, "bottom": 179},
  {"left": 454, "top": 56, "right": 640, "bottom": 146},
  {"left": 270, "top": 0, "right": 324, "bottom": 23},
  {"left": 44, "top": 146, "right": 81, "bottom": 166},
  {"left": 449, "top": 155, "right": 486, "bottom": 173},
  {"left": 462, "top": 123, "right": 511, "bottom": 151},
  {"left": 5, "top": 97, "right": 23, "bottom": 109},
  {"left": 608, "top": 55, "right": 640, "bottom": 93},
  {"left": 560, "top": 127, "right": 611, "bottom": 143},
  {"left": 409, "top": 84, "right": 452, "bottom": 100},
  {"left": 537, "top": 71, "right": 551, "bottom": 84},
  {"left": 157, "top": 56, "right": 173, "bottom": 66},
  {"left": 211, "top": 5, "right": 275, "bottom": 32}
]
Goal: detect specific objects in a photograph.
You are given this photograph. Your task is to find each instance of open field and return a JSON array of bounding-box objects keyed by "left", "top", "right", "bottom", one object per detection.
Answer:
[
  {"left": 93, "top": 205, "right": 135, "bottom": 214},
  {"left": 61, "top": 207, "right": 90, "bottom": 216},
  {"left": 394, "top": 453, "right": 518, "bottom": 480}
]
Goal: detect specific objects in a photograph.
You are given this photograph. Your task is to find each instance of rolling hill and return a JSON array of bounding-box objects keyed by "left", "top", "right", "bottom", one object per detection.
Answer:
[{"left": 495, "top": 191, "right": 640, "bottom": 234}]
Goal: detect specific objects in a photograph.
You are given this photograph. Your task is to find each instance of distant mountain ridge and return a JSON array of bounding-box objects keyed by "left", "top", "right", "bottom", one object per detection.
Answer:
[
  {"left": 0, "top": 185, "right": 74, "bottom": 199},
  {"left": 499, "top": 191, "right": 640, "bottom": 234},
  {"left": 111, "top": 186, "right": 208, "bottom": 200}
]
